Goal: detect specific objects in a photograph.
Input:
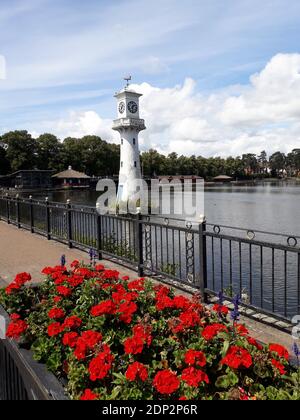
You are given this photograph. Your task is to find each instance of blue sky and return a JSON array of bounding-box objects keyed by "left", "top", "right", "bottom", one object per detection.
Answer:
[{"left": 1, "top": 0, "right": 300, "bottom": 156}]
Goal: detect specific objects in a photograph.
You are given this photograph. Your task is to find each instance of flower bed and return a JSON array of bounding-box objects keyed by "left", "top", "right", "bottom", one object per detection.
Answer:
[{"left": 0, "top": 262, "right": 299, "bottom": 400}]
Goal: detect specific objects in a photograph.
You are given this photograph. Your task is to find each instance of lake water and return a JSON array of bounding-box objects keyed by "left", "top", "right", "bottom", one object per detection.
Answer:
[
  {"left": 16, "top": 180, "right": 300, "bottom": 319},
  {"left": 29, "top": 180, "right": 300, "bottom": 235}
]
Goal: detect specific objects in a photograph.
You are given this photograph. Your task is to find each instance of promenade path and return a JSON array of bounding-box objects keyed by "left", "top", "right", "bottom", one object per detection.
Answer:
[{"left": 0, "top": 220, "right": 295, "bottom": 354}]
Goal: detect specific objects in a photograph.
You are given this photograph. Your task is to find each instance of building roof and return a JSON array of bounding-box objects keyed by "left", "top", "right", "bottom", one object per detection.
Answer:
[
  {"left": 52, "top": 166, "right": 90, "bottom": 179},
  {"left": 0, "top": 169, "right": 55, "bottom": 179},
  {"left": 158, "top": 175, "right": 203, "bottom": 179},
  {"left": 213, "top": 175, "right": 233, "bottom": 180}
]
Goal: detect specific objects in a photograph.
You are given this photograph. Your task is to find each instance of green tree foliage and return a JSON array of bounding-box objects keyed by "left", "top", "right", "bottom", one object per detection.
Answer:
[
  {"left": 0, "top": 130, "right": 299, "bottom": 179},
  {"left": 0, "top": 145, "right": 11, "bottom": 175},
  {"left": 36, "top": 133, "right": 64, "bottom": 171},
  {"left": 2, "top": 131, "right": 37, "bottom": 172},
  {"left": 269, "top": 151, "right": 286, "bottom": 176}
]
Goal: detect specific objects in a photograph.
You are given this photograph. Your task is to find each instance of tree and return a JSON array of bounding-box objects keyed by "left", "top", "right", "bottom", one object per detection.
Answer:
[
  {"left": 61, "top": 137, "right": 85, "bottom": 173},
  {"left": 80, "top": 135, "right": 119, "bottom": 176},
  {"left": 0, "top": 145, "right": 11, "bottom": 175},
  {"left": 36, "top": 133, "right": 64, "bottom": 171},
  {"left": 141, "top": 149, "right": 166, "bottom": 177},
  {"left": 269, "top": 152, "right": 286, "bottom": 176},
  {"left": 257, "top": 150, "right": 268, "bottom": 174},
  {"left": 2, "top": 131, "right": 37, "bottom": 172},
  {"left": 242, "top": 154, "right": 258, "bottom": 174},
  {"left": 166, "top": 152, "right": 178, "bottom": 174}
]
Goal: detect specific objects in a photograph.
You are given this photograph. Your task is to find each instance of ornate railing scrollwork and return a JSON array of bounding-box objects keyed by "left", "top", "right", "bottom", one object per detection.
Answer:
[{"left": 185, "top": 231, "right": 194, "bottom": 284}]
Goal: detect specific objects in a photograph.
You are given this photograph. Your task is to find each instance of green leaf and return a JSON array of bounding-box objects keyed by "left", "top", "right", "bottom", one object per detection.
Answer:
[{"left": 215, "top": 372, "right": 239, "bottom": 389}]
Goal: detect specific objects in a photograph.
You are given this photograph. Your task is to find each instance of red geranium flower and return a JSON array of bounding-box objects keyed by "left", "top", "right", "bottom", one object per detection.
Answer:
[
  {"left": 221, "top": 346, "right": 252, "bottom": 369},
  {"left": 53, "top": 296, "right": 62, "bottom": 303},
  {"left": 102, "top": 269, "right": 120, "bottom": 280},
  {"left": 156, "top": 295, "right": 174, "bottom": 311},
  {"left": 73, "top": 267, "right": 93, "bottom": 278},
  {"left": 133, "top": 325, "right": 152, "bottom": 346},
  {"left": 14, "top": 272, "right": 31, "bottom": 286},
  {"left": 63, "top": 315, "right": 82, "bottom": 330},
  {"left": 247, "top": 337, "right": 263, "bottom": 351},
  {"left": 5, "top": 283, "right": 21, "bottom": 295},
  {"left": 74, "top": 330, "right": 102, "bottom": 360},
  {"left": 118, "top": 301, "right": 137, "bottom": 324},
  {"left": 42, "top": 267, "right": 54, "bottom": 275},
  {"left": 235, "top": 324, "right": 249, "bottom": 336},
  {"left": 80, "top": 389, "right": 98, "bottom": 400},
  {"left": 90, "top": 300, "right": 116, "bottom": 317},
  {"left": 173, "top": 295, "right": 191, "bottom": 310},
  {"left": 95, "top": 264, "right": 105, "bottom": 272},
  {"left": 202, "top": 323, "right": 228, "bottom": 340},
  {"left": 185, "top": 349, "right": 206, "bottom": 367},
  {"left": 126, "top": 362, "right": 148, "bottom": 382},
  {"left": 269, "top": 344, "right": 289, "bottom": 361},
  {"left": 127, "top": 279, "right": 145, "bottom": 291},
  {"left": 47, "top": 322, "right": 63, "bottom": 337},
  {"left": 88, "top": 344, "right": 114, "bottom": 381},
  {"left": 181, "top": 367, "right": 209, "bottom": 387},
  {"left": 123, "top": 336, "right": 145, "bottom": 355},
  {"left": 48, "top": 307, "right": 65, "bottom": 320},
  {"left": 56, "top": 285, "right": 72, "bottom": 297},
  {"left": 124, "top": 325, "right": 152, "bottom": 355},
  {"left": 153, "top": 370, "right": 180, "bottom": 395},
  {"left": 81, "top": 330, "right": 102, "bottom": 347},
  {"left": 172, "top": 309, "right": 202, "bottom": 333},
  {"left": 70, "top": 260, "right": 80, "bottom": 268},
  {"left": 67, "top": 275, "right": 84, "bottom": 287},
  {"left": 62, "top": 332, "right": 79, "bottom": 348},
  {"left": 212, "top": 303, "right": 229, "bottom": 315},
  {"left": 271, "top": 359, "right": 286, "bottom": 375},
  {"left": 6, "top": 319, "right": 28, "bottom": 339},
  {"left": 10, "top": 313, "right": 21, "bottom": 321}
]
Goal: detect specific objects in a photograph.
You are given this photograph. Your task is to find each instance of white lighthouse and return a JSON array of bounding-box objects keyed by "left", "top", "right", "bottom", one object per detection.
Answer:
[{"left": 112, "top": 77, "right": 146, "bottom": 209}]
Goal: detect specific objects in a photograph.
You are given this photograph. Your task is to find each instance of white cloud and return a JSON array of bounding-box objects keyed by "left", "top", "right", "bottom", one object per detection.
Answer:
[
  {"left": 37, "top": 111, "right": 119, "bottom": 143},
  {"left": 37, "top": 53, "right": 300, "bottom": 157}
]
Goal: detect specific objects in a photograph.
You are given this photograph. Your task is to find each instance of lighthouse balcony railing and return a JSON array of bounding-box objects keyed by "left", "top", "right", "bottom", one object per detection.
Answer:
[{"left": 112, "top": 118, "right": 146, "bottom": 130}]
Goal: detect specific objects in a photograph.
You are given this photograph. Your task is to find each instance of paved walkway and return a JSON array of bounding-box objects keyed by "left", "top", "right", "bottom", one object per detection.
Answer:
[
  {"left": 0, "top": 220, "right": 296, "bottom": 355},
  {"left": 0, "top": 221, "right": 136, "bottom": 285}
]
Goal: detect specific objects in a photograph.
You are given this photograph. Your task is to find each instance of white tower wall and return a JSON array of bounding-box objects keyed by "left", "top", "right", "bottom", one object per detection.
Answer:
[{"left": 112, "top": 86, "right": 146, "bottom": 208}]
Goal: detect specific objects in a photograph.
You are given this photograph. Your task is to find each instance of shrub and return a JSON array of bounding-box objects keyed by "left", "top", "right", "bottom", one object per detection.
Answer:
[{"left": 0, "top": 263, "right": 299, "bottom": 400}]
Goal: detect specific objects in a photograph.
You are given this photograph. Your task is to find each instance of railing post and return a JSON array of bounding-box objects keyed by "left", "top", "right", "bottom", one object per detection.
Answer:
[
  {"left": 5, "top": 193, "right": 10, "bottom": 224},
  {"left": 29, "top": 195, "right": 34, "bottom": 233},
  {"left": 97, "top": 213, "right": 103, "bottom": 260},
  {"left": 45, "top": 197, "right": 51, "bottom": 240},
  {"left": 198, "top": 215, "right": 208, "bottom": 302},
  {"left": 16, "top": 194, "right": 20, "bottom": 228},
  {"left": 67, "top": 199, "right": 73, "bottom": 249},
  {"left": 136, "top": 210, "right": 144, "bottom": 277}
]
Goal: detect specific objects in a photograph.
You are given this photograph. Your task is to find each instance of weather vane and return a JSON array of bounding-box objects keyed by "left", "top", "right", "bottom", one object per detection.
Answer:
[{"left": 124, "top": 75, "right": 132, "bottom": 88}]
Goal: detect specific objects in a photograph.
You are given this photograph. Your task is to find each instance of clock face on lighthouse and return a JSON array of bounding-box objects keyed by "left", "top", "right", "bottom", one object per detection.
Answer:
[
  {"left": 128, "top": 101, "right": 138, "bottom": 114},
  {"left": 118, "top": 101, "right": 125, "bottom": 114}
]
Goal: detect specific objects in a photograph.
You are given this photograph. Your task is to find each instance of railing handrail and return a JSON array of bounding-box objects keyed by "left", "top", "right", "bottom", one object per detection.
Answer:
[
  {"left": 0, "top": 194, "right": 299, "bottom": 324},
  {"left": 1, "top": 195, "right": 299, "bottom": 241}
]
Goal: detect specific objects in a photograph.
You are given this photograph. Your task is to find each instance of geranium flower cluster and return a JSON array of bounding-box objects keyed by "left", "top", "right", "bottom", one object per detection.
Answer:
[
  {"left": 1, "top": 262, "right": 298, "bottom": 401},
  {"left": 6, "top": 313, "right": 28, "bottom": 339},
  {"left": 5, "top": 272, "right": 31, "bottom": 295}
]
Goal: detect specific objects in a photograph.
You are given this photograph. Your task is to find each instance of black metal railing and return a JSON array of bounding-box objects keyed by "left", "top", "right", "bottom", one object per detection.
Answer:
[
  {"left": 0, "top": 195, "right": 299, "bottom": 323},
  {"left": 0, "top": 306, "right": 67, "bottom": 400}
]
